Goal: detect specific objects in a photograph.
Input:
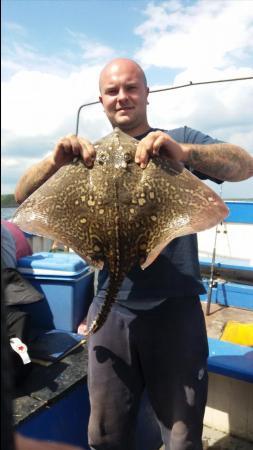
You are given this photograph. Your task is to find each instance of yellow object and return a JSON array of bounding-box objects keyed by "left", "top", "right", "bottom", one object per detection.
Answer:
[{"left": 221, "top": 321, "right": 253, "bottom": 346}]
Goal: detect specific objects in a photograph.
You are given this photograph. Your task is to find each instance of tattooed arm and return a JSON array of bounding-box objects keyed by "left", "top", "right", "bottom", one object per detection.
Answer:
[
  {"left": 15, "top": 135, "right": 95, "bottom": 204},
  {"left": 182, "top": 142, "right": 253, "bottom": 182},
  {"left": 15, "top": 156, "right": 58, "bottom": 204},
  {"left": 135, "top": 130, "right": 253, "bottom": 182}
]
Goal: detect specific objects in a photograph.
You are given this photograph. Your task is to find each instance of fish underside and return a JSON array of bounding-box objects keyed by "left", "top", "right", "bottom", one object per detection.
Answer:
[{"left": 13, "top": 128, "right": 229, "bottom": 335}]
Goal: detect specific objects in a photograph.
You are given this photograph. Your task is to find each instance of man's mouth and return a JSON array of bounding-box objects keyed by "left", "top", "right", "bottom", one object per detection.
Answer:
[{"left": 116, "top": 106, "right": 134, "bottom": 112}]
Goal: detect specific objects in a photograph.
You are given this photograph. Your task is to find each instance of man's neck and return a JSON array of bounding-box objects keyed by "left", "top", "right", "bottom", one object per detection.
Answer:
[{"left": 113, "top": 123, "right": 151, "bottom": 138}]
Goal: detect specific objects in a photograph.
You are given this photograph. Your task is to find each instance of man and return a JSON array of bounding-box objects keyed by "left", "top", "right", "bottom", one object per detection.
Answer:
[{"left": 15, "top": 58, "right": 253, "bottom": 450}]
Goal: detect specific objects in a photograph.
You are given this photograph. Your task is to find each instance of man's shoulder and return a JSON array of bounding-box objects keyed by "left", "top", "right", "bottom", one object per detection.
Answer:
[
  {"left": 162, "top": 125, "right": 223, "bottom": 145},
  {"left": 152, "top": 126, "right": 189, "bottom": 142},
  {"left": 161, "top": 126, "right": 186, "bottom": 142},
  {"left": 136, "top": 126, "right": 216, "bottom": 144}
]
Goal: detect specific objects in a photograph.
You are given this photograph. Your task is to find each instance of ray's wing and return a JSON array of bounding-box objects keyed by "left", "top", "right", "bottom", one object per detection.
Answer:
[
  {"left": 118, "top": 156, "right": 229, "bottom": 270},
  {"left": 13, "top": 160, "right": 106, "bottom": 269}
]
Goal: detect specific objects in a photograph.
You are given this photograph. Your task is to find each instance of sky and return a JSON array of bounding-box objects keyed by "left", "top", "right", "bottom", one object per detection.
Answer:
[{"left": 2, "top": 0, "right": 253, "bottom": 199}]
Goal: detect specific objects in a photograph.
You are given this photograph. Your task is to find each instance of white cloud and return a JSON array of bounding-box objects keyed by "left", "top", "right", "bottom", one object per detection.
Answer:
[
  {"left": 135, "top": 1, "right": 253, "bottom": 147},
  {"left": 2, "top": 38, "right": 75, "bottom": 79},
  {"left": 1, "top": 25, "right": 115, "bottom": 194},
  {"left": 135, "top": 0, "right": 253, "bottom": 74},
  {"left": 135, "top": 0, "right": 253, "bottom": 199},
  {"left": 67, "top": 29, "right": 115, "bottom": 62},
  {"left": 147, "top": 78, "right": 253, "bottom": 143},
  {"left": 1, "top": 2, "right": 253, "bottom": 199},
  {"left": 1, "top": 22, "right": 116, "bottom": 143},
  {"left": 3, "top": 21, "right": 28, "bottom": 37},
  {"left": 1, "top": 65, "right": 109, "bottom": 197},
  {"left": 1, "top": 157, "right": 20, "bottom": 168},
  {"left": 1, "top": 66, "right": 103, "bottom": 139},
  {"left": 2, "top": 23, "right": 116, "bottom": 80}
]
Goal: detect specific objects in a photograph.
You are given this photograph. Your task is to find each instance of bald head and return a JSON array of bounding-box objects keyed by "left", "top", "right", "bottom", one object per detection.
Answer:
[
  {"left": 99, "top": 58, "right": 147, "bottom": 93},
  {"left": 98, "top": 57, "right": 150, "bottom": 136}
]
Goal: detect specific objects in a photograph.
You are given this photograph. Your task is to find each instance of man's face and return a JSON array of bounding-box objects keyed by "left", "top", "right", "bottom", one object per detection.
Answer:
[{"left": 99, "top": 61, "right": 149, "bottom": 136}]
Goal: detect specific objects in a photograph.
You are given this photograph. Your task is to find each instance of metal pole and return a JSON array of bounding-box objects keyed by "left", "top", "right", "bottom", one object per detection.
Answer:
[
  {"left": 149, "top": 76, "right": 253, "bottom": 94},
  {"left": 75, "top": 75, "right": 253, "bottom": 136},
  {"left": 206, "top": 185, "right": 223, "bottom": 315},
  {"left": 75, "top": 101, "right": 100, "bottom": 136},
  {"left": 206, "top": 224, "right": 219, "bottom": 315}
]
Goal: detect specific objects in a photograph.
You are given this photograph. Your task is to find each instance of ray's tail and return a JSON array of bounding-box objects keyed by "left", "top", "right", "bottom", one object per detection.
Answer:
[
  {"left": 86, "top": 273, "right": 123, "bottom": 336},
  {"left": 87, "top": 183, "right": 123, "bottom": 337}
]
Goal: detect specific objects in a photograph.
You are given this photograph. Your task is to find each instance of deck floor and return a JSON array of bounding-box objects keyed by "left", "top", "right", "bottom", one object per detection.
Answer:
[
  {"left": 159, "top": 425, "right": 253, "bottom": 450},
  {"left": 201, "top": 302, "right": 253, "bottom": 448},
  {"left": 201, "top": 302, "right": 253, "bottom": 340}
]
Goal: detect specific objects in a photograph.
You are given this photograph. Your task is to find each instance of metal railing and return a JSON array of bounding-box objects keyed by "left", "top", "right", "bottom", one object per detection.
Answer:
[{"left": 75, "top": 75, "right": 253, "bottom": 135}]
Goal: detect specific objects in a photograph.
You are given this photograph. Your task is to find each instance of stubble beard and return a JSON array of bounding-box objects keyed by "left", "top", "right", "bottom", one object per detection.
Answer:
[{"left": 110, "top": 111, "right": 144, "bottom": 134}]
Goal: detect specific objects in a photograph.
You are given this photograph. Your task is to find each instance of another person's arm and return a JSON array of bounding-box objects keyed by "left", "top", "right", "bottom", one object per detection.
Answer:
[
  {"left": 15, "top": 433, "right": 85, "bottom": 450},
  {"left": 135, "top": 130, "right": 253, "bottom": 182},
  {"left": 15, "top": 135, "right": 95, "bottom": 204}
]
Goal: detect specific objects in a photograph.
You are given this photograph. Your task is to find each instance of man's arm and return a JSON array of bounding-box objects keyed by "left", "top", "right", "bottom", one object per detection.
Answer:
[
  {"left": 15, "top": 433, "right": 85, "bottom": 450},
  {"left": 15, "top": 156, "right": 58, "bottom": 204},
  {"left": 183, "top": 142, "right": 253, "bottom": 182},
  {"left": 15, "top": 135, "right": 96, "bottom": 204},
  {"left": 135, "top": 130, "right": 253, "bottom": 182}
]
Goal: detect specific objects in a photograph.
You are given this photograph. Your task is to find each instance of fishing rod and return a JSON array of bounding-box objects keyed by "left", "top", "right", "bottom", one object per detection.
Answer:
[
  {"left": 206, "top": 184, "right": 226, "bottom": 316},
  {"left": 75, "top": 75, "right": 253, "bottom": 135}
]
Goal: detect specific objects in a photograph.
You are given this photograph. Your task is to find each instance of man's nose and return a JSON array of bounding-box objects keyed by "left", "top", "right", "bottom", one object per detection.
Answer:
[{"left": 117, "top": 88, "right": 128, "bottom": 101}]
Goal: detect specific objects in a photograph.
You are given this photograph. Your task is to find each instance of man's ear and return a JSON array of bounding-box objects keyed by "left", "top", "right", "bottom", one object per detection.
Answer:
[
  {"left": 146, "top": 87, "right": 150, "bottom": 105},
  {"left": 99, "top": 96, "right": 103, "bottom": 105}
]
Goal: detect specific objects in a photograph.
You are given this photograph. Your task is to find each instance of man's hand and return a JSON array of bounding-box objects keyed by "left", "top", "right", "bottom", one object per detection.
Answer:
[
  {"left": 15, "top": 433, "right": 85, "bottom": 450},
  {"left": 135, "top": 130, "right": 187, "bottom": 168},
  {"left": 134, "top": 130, "right": 253, "bottom": 181},
  {"left": 15, "top": 134, "right": 96, "bottom": 204},
  {"left": 77, "top": 317, "right": 88, "bottom": 336},
  {"left": 51, "top": 134, "right": 96, "bottom": 169}
]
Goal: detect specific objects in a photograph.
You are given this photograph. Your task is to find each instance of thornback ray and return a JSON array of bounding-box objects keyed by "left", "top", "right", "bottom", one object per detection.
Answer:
[{"left": 13, "top": 128, "right": 229, "bottom": 335}]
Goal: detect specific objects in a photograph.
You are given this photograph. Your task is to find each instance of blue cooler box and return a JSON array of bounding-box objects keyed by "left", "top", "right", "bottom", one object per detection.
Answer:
[{"left": 17, "top": 252, "right": 95, "bottom": 332}]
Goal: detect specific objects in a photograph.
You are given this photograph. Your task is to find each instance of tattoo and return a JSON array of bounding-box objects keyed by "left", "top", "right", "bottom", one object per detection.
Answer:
[{"left": 187, "top": 144, "right": 253, "bottom": 182}]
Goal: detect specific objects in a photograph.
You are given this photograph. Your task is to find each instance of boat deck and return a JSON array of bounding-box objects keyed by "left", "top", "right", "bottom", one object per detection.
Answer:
[
  {"left": 201, "top": 301, "right": 253, "bottom": 340},
  {"left": 160, "top": 425, "right": 253, "bottom": 450}
]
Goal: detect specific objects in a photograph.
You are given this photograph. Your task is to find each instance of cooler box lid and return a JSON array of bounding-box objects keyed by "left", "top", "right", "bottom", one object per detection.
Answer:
[{"left": 17, "top": 252, "right": 92, "bottom": 279}]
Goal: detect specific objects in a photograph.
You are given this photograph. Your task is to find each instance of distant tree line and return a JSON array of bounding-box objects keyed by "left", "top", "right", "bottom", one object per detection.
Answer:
[{"left": 1, "top": 194, "right": 19, "bottom": 207}]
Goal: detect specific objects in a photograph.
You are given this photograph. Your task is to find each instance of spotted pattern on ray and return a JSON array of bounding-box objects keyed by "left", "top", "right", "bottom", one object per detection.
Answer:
[{"left": 13, "top": 128, "right": 229, "bottom": 335}]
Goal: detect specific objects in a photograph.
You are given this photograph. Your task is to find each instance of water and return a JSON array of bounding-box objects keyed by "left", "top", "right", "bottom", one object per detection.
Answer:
[{"left": 1, "top": 207, "right": 17, "bottom": 220}]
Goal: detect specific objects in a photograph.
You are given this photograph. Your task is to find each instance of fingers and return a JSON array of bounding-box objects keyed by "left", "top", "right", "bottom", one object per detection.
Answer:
[
  {"left": 53, "top": 131, "right": 183, "bottom": 171},
  {"left": 78, "top": 136, "right": 96, "bottom": 167},
  {"left": 53, "top": 134, "right": 96, "bottom": 169},
  {"left": 135, "top": 131, "right": 184, "bottom": 168},
  {"left": 77, "top": 318, "right": 88, "bottom": 336}
]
